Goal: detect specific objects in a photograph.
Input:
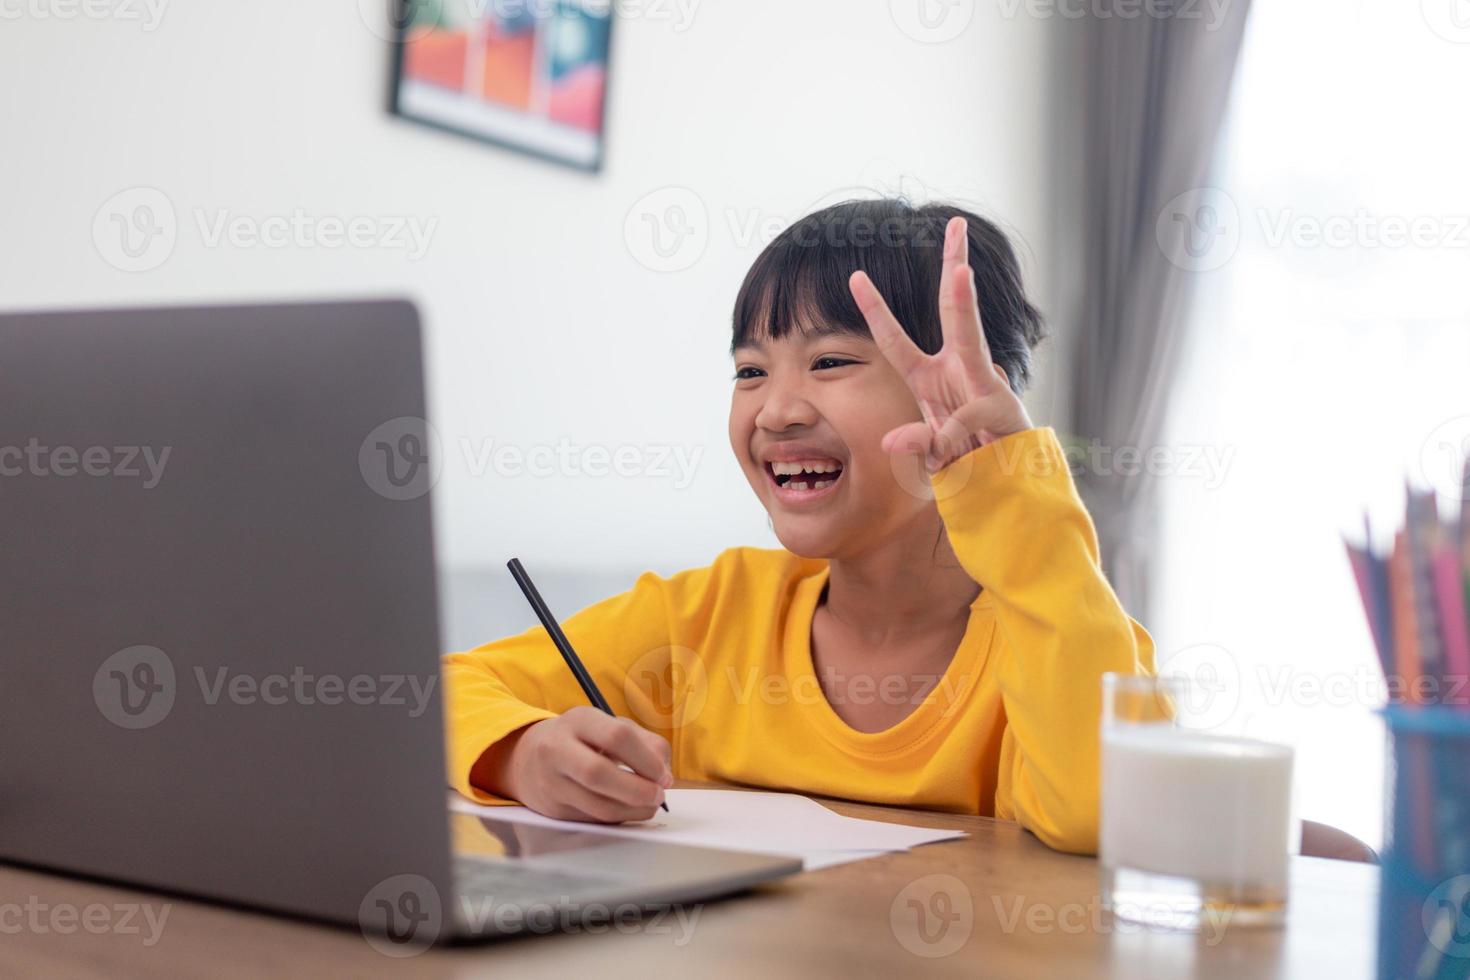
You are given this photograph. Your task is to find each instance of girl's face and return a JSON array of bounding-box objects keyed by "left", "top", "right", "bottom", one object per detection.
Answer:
[{"left": 728, "top": 326, "right": 933, "bottom": 559}]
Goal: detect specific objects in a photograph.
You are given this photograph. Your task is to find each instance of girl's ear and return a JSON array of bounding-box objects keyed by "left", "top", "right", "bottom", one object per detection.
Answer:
[{"left": 990, "top": 363, "right": 1009, "bottom": 387}]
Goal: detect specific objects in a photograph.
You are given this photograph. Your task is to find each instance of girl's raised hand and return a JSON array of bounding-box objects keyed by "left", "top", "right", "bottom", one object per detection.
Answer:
[{"left": 848, "top": 216, "right": 1032, "bottom": 473}]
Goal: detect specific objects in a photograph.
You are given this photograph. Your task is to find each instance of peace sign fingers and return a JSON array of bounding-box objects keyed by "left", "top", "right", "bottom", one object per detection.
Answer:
[
  {"left": 846, "top": 215, "right": 1034, "bottom": 469},
  {"left": 849, "top": 269, "right": 927, "bottom": 379},
  {"left": 938, "top": 217, "right": 996, "bottom": 378}
]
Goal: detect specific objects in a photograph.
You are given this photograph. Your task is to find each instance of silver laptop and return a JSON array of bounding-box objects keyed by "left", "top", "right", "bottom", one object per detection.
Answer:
[{"left": 0, "top": 299, "right": 800, "bottom": 945}]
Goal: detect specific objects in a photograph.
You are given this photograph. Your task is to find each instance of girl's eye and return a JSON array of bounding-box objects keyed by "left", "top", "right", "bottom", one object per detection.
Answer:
[
  {"left": 813, "top": 357, "right": 857, "bottom": 371},
  {"left": 733, "top": 366, "right": 765, "bottom": 381}
]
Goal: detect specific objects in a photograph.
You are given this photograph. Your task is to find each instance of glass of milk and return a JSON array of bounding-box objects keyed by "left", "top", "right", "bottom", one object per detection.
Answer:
[{"left": 1099, "top": 672, "right": 1294, "bottom": 932}]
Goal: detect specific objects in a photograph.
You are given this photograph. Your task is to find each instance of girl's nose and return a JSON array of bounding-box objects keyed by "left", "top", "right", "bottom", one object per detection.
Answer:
[{"left": 754, "top": 377, "right": 818, "bottom": 432}]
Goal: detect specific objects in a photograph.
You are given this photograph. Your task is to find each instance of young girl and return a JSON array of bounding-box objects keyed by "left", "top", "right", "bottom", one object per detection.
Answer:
[{"left": 442, "top": 198, "right": 1153, "bottom": 856}]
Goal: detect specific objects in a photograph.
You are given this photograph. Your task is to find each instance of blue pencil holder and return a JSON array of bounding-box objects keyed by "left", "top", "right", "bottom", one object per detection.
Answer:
[{"left": 1379, "top": 706, "right": 1470, "bottom": 980}]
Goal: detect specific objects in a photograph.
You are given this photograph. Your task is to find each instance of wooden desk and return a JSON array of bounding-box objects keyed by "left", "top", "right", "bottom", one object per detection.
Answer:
[{"left": 0, "top": 786, "right": 1378, "bottom": 979}]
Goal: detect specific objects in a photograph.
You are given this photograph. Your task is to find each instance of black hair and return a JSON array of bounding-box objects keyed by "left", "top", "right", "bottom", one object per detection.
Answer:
[{"left": 730, "top": 199, "right": 1046, "bottom": 393}]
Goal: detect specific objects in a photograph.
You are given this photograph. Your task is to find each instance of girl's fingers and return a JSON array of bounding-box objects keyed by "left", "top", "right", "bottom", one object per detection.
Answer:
[
  {"left": 930, "top": 396, "right": 1031, "bottom": 467},
  {"left": 541, "top": 799, "right": 598, "bottom": 822},
  {"left": 555, "top": 766, "right": 659, "bottom": 824},
  {"left": 930, "top": 408, "right": 986, "bottom": 470},
  {"left": 939, "top": 218, "right": 995, "bottom": 371},
  {"left": 958, "top": 250, "right": 995, "bottom": 366},
  {"left": 881, "top": 420, "right": 935, "bottom": 458},
  {"left": 569, "top": 709, "right": 672, "bottom": 787},
  {"left": 570, "top": 743, "right": 666, "bottom": 810},
  {"left": 849, "top": 271, "right": 926, "bottom": 376}
]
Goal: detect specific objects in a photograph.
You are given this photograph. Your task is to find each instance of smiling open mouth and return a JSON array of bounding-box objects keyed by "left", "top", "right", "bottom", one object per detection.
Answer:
[{"left": 765, "top": 459, "right": 845, "bottom": 495}]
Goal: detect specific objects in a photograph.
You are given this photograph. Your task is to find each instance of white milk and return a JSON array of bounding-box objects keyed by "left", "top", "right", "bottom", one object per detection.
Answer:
[{"left": 1100, "top": 725, "right": 1294, "bottom": 889}]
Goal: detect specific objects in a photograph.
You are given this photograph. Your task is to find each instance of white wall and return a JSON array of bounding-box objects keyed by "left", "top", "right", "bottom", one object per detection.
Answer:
[{"left": 0, "top": 0, "right": 1062, "bottom": 580}]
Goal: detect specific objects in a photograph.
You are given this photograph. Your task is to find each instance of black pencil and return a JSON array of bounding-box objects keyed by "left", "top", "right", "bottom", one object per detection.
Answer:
[{"left": 506, "top": 558, "right": 669, "bottom": 812}]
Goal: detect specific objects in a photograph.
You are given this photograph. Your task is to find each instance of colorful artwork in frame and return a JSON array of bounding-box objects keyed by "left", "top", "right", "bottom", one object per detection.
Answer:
[{"left": 390, "top": 0, "right": 613, "bottom": 172}]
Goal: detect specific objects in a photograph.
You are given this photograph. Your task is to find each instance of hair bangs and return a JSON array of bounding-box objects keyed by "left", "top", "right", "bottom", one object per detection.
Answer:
[{"left": 728, "top": 198, "right": 1045, "bottom": 392}]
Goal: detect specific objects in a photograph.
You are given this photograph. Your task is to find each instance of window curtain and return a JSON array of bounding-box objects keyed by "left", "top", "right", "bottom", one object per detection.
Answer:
[{"left": 1065, "top": 0, "right": 1255, "bottom": 622}]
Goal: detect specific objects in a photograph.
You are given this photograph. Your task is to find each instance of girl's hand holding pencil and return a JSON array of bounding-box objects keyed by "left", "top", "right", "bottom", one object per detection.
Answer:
[
  {"left": 480, "top": 707, "right": 673, "bottom": 824},
  {"left": 479, "top": 559, "right": 674, "bottom": 824}
]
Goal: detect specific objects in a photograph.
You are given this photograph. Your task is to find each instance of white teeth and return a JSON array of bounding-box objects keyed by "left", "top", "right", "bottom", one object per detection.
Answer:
[
  {"left": 770, "top": 459, "right": 842, "bottom": 476},
  {"left": 781, "top": 478, "right": 836, "bottom": 493}
]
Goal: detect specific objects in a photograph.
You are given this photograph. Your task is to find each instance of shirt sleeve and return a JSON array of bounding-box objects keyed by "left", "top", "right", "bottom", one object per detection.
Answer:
[
  {"left": 928, "top": 426, "right": 1155, "bottom": 854},
  {"left": 441, "top": 565, "right": 711, "bottom": 805}
]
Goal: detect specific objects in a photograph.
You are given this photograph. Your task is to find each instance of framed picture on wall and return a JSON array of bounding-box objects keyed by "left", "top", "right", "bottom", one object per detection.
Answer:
[{"left": 389, "top": 0, "right": 614, "bottom": 172}]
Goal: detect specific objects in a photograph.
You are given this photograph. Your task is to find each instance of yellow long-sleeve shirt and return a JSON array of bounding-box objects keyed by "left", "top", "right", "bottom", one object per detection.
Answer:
[{"left": 442, "top": 427, "right": 1153, "bottom": 854}]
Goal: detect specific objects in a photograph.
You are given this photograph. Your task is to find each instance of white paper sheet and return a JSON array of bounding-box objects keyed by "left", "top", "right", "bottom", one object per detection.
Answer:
[
  {"left": 800, "top": 849, "right": 889, "bottom": 871},
  {"left": 450, "top": 788, "right": 966, "bottom": 870}
]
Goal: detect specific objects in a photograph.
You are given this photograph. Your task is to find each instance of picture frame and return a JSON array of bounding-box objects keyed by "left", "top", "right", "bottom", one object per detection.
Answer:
[{"left": 389, "top": 0, "right": 614, "bottom": 173}]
